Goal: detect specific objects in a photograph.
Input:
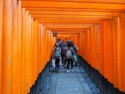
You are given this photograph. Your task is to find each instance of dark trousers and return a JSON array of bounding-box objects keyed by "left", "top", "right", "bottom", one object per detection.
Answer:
[
  {"left": 55, "top": 58, "right": 60, "bottom": 70},
  {"left": 61, "top": 55, "right": 65, "bottom": 65},
  {"left": 66, "top": 59, "right": 73, "bottom": 70}
]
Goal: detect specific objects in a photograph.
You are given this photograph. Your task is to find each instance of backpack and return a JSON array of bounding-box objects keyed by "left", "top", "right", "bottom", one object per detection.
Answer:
[
  {"left": 61, "top": 47, "right": 67, "bottom": 56},
  {"left": 61, "top": 43, "right": 66, "bottom": 48},
  {"left": 66, "top": 48, "right": 73, "bottom": 59},
  {"left": 54, "top": 48, "right": 60, "bottom": 59}
]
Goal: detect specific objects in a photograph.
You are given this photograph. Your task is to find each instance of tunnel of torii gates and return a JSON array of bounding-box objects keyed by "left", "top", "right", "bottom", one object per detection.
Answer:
[{"left": 1, "top": 0, "right": 125, "bottom": 94}]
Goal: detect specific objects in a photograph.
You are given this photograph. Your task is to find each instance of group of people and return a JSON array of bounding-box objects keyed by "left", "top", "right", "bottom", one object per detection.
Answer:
[{"left": 51, "top": 39, "right": 78, "bottom": 72}]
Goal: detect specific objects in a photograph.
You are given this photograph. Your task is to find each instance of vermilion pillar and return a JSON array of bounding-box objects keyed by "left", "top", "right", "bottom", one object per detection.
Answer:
[
  {"left": 27, "top": 14, "right": 32, "bottom": 93},
  {"left": 11, "top": 0, "right": 18, "bottom": 93},
  {"left": 40, "top": 24, "right": 46, "bottom": 71},
  {"left": 31, "top": 18, "right": 34, "bottom": 85},
  {"left": 48, "top": 30, "right": 52, "bottom": 61},
  {"left": 17, "top": 1, "right": 21, "bottom": 94},
  {"left": 122, "top": 14, "right": 125, "bottom": 92},
  {"left": 45, "top": 29, "right": 49, "bottom": 65},
  {"left": 73, "top": 33, "right": 79, "bottom": 51},
  {"left": 28, "top": 14, "right": 32, "bottom": 93},
  {"left": 2, "top": 0, "right": 12, "bottom": 93},
  {"left": 102, "top": 21, "right": 108, "bottom": 79},
  {"left": 38, "top": 24, "right": 41, "bottom": 74},
  {"left": 100, "top": 22, "right": 104, "bottom": 76},
  {"left": 112, "top": 17, "right": 119, "bottom": 89},
  {"left": 119, "top": 13, "right": 125, "bottom": 92},
  {"left": 39, "top": 24, "right": 42, "bottom": 71},
  {"left": 46, "top": 30, "right": 51, "bottom": 61},
  {"left": 80, "top": 31, "right": 86, "bottom": 58},
  {"left": 24, "top": 11, "right": 29, "bottom": 93},
  {"left": 32, "top": 20, "right": 38, "bottom": 83},
  {"left": 39, "top": 23, "right": 45, "bottom": 73},
  {"left": 0, "top": 0, "right": 3, "bottom": 93},
  {"left": 21, "top": 8, "right": 26, "bottom": 94}
]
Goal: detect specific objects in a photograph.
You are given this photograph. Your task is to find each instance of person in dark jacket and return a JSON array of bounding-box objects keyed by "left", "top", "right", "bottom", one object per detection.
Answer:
[
  {"left": 65, "top": 41, "right": 75, "bottom": 72},
  {"left": 52, "top": 43, "right": 61, "bottom": 72}
]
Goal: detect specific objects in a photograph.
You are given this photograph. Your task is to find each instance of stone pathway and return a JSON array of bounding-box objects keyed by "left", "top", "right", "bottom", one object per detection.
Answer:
[{"left": 48, "top": 66, "right": 92, "bottom": 94}]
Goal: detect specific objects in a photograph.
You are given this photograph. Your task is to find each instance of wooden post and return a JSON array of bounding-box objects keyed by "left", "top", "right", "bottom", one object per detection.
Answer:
[
  {"left": 37, "top": 23, "right": 40, "bottom": 74},
  {"left": 11, "top": 0, "right": 18, "bottom": 93},
  {"left": 33, "top": 20, "right": 38, "bottom": 82},
  {"left": 31, "top": 18, "right": 34, "bottom": 85},
  {"left": 39, "top": 24, "right": 43, "bottom": 72},
  {"left": 123, "top": 14, "right": 125, "bottom": 93},
  {"left": 25, "top": 10, "right": 29, "bottom": 93},
  {"left": 40, "top": 24, "right": 46, "bottom": 71},
  {"left": 0, "top": 0, "right": 3, "bottom": 93},
  {"left": 27, "top": 14, "right": 32, "bottom": 93},
  {"left": 21, "top": 8, "right": 26, "bottom": 94},
  {"left": 102, "top": 21, "right": 108, "bottom": 79},
  {"left": 2, "top": 0, "right": 12, "bottom": 93},
  {"left": 111, "top": 17, "right": 119, "bottom": 89},
  {"left": 119, "top": 13, "right": 125, "bottom": 92},
  {"left": 17, "top": 1, "right": 21, "bottom": 94},
  {"left": 106, "top": 19, "right": 113, "bottom": 83}
]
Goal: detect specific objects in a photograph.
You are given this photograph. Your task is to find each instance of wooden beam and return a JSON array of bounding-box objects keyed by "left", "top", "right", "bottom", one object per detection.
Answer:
[
  {"left": 48, "top": 28, "right": 88, "bottom": 31},
  {"left": 36, "top": 18, "right": 110, "bottom": 23},
  {"left": 25, "top": 8, "right": 125, "bottom": 12},
  {"left": 46, "top": 28, "right": 91, "bottom": 32},
  {"left": 21, "top": 1, "right": 125, "bottom": 11},
  {"left": 37, "top": 19, "right": 108, "bottom": 24},
  {"left": 32, "top": 15, "right": 113, "bottom": 19},
  {"left": 29, "top": 11, "right": 120, "bottom": 16},
  {"left": 51, "top": 30, "right": 87, "bottom": 33},
  {"left": 21, "top": 0, "right": 125, "bottom": 4},
  {"left": 44, "top": 24, "right": 94, "bottom": 29}
]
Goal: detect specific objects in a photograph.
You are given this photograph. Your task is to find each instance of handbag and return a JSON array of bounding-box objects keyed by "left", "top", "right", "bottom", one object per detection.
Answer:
[{"left": 52, "top": 59, "right": 55, "bottom": 68}]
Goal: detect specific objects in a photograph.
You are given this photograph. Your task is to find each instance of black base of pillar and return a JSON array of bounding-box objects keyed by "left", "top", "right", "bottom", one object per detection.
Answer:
[
  {"left": 29, "top": 61, "right": 51, "bottom": 94},
  {"left": 78, "top": 56, "right": 125, "bottom": 94}
]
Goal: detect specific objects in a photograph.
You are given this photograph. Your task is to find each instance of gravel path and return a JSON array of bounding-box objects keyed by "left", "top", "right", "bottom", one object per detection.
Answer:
[{"left": 30, "top": 63, "right": 101, "bottom": 94}]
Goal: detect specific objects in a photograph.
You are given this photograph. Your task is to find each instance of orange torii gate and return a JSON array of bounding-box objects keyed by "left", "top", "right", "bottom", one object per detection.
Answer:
[{"left": 1, "top": 0, "right": 125, "bottom": 94}]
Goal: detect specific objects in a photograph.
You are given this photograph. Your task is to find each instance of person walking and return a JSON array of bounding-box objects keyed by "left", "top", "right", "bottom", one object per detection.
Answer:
[
  {"left": 54, "top": 43, "right": 61, "bottom": 72},
  {"left": 65, "top": 41, "right": 75, "bottom": 72},
  {"left": 61, "top": 42, "right": 67, "bottom": 65}
]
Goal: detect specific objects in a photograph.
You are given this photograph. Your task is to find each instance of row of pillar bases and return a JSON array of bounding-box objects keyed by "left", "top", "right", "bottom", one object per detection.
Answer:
[
  {"left": 78, "top": 56, "right": 125, "bottom": 94},
  {"left": 29, "top": 61, "right": 50, "bottom": 94}
]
